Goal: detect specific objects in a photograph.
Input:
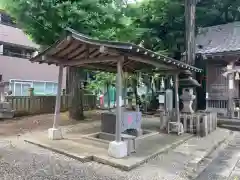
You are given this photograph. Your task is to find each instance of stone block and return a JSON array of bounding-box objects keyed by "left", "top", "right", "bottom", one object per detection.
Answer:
[
  {"left": 0, "top": 111, "right": 14, "bottom": 118},
  {"left": 48, "top": 128, "right": 63, "bottom": 140},
  {"left": 108, "top": 141, "right": 128, "bottom": 158},
  {"left": 0, "top": 102, "right": 14, "bottom": 119}
]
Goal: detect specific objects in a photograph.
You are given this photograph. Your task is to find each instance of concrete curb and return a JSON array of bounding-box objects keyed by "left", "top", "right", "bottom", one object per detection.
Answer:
[
  {"left": 24, "top": 140, "right": 92, "bottom": 163},
  {"left": 94, "top": 134, "right": 193, "bottom": 171},
  {"left": 185, "top": 131, "right": 235, "bottom": 179},
  {"left": 25, "top": 134, "right": 193, "bottom": 171}
]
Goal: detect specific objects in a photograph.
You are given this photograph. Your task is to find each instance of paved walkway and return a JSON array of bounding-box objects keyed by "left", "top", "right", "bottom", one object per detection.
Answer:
[{"left": 195, "top": 133, "right": 240, "bottom": 180}]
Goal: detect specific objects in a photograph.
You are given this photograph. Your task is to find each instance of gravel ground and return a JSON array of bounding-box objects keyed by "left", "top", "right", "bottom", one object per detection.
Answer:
[
  {"left": 0, "top": 113, "right": 238, "bottom": 180},
  {"left": 0, "top": 134, "right": 226, "bottom": 180},
  {"left": 0, "top": 111, "right": 103, "bottom": 137},
  {"left": 0, "top": 135, "right": 194, "bottom": 180},
  {"left": 0, "top": 138, "right": 127, "bottom": 180}
]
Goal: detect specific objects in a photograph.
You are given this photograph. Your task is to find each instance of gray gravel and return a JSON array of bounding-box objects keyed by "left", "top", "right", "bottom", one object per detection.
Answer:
[
  {"left": 0, "top": 137, "right": 189, "bottom": 180},
  {"left": 0, "top": 139, "right": 126, "bottom": 180},
  {"left": 0, "top": 130, "right": 237, "bottom": 180}
]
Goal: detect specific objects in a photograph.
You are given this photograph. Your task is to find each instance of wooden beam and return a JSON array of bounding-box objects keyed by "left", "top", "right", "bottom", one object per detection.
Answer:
[
  {"left": 89, "top": 48, "right": 101, "bottom": 58},
  {"left": 137, "top": 68, "right": 182, "bottom": 75},
  {"left": 128, "top": 56, "right": 175, "bottom": 70},
  {"left": 54, "top": 40, "right": 80, "bottom": 57},
  {"left": 78, "top": 64, "right": 117, "bottom": 73},
  {"left": 40, "top": 55, "right": 120, "bottom": 66},
  {"left": 67, "top": 44, "right": 86, "bottom": 59}
]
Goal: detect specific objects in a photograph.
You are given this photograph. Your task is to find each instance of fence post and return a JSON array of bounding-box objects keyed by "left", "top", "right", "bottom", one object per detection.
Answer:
[
  {"left": 61, "top": 89, "right": 66, "bottom": 111},
  {"left": 202, "top": 115, "right": 208, "bottom": 137},
  {"left": 62, "top": 89, "right": 66, "bottom": 96},
  {"left": 196, "top": 114, "right": 200, "bottom": 136},
  {"left": 28, "top": 88, "right": 34, "bottom": 114}
]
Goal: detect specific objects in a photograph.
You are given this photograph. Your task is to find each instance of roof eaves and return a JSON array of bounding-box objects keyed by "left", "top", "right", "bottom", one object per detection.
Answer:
[
  {"left": 197, "top": 49, "right": 240, "bottom": 57},
  {"left": 133, "top": 46, "right": 202, "bottom": 72},
  {"left": 31, "top": 28, "right": 202, "bottom": 72}
]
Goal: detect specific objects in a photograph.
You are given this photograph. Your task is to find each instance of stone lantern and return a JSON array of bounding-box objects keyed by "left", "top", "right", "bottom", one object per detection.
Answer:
[
  {"left": 179, "top": 70, "right": 200, "bottom": 114},
  {"left": 126, "top": 87, "right": 134, "bottom": 109}
]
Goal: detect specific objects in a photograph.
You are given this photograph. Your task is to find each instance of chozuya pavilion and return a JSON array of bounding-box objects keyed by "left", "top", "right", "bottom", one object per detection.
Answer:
[{"left": 30, "top": 28, "right": 202, "bottom": 158}]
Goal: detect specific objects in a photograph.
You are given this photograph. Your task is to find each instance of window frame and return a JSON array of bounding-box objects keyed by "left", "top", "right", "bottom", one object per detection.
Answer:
[
  {"left": 9, "top": 79, "right": 58, "bottom": 96},
  {"left": 2, "top": 44, "right": 35, "bottom": 59}
]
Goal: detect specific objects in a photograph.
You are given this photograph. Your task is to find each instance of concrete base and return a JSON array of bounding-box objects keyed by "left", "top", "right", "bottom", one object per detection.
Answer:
[
  {"left": 48, "top": 128, "right": 63, "bottom": 140},
  {"left": 136, "top": 129, "right": 143, "bottom": 136},
  {"left": 108, "top": 141, "right": 128, "bottom": 158},
  {"left": 0, "top": 111, "right": 14, "bottom": 119}
]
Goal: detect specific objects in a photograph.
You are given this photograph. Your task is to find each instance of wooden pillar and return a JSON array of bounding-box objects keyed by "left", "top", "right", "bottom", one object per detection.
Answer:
[
  {"left": 227, "top": 62, "right": 235, "bottom": 118},
  {"left": 108, "top": 57, "right": 128, "bottom": 158},
  {"left": 53, "top": 65, "right": 64, "bottom": 129},
  {"left": 116, "top": 57, "right": 123, "bottom": 142},
  {"left": 174, "top": 73, "right": 180, "bottom": 123},
  {"left": 205, "top": 61, "right": 209, "bottom": 110}
]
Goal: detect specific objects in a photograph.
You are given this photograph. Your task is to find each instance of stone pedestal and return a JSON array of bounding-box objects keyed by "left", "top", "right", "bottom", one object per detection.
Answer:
[
  {"left": 108, "top": 141, "right": 128, "bottom": 158},
  {"left": 0, "top": 81, "right": 14, "bottom": 119},
  {"left": 48, "top": 128, "right": 63, "bottom": 140},
  {"left": 180, "top": 88, "right": 195, "bottom": 114},
  {"left": 165, "top": 89, "right": 173, "bottom": 116},
  {"left": 126, "top": 96, "right": 133, "bottom": 109},
  {"left": 0, "top": 102, "right": 14, "bottom": 118}
]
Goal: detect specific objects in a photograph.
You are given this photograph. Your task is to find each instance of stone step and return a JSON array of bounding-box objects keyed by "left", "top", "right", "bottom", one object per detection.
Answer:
[
  {"left": 72, "top": 137, "right": 109, "bottom": 150},
  {"left": 218, "top": 118, "right": 240, "bottom": 126},
  {"left": 219, "top": 124, "right": 240, "bottom": 131}
]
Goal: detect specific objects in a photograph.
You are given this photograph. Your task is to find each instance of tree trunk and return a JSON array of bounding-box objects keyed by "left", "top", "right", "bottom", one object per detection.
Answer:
[
  {"left": 132, "top": 78, "right": 140, "bottom": 106},
  {"left": 106, "top": 83, "right": 111, "bottom": 111},
  {"left": 123, "top": 73, "right": 128, "bottom": 108},
  {"left": 68, "top": 67, "right": 84, "bottom": 120}
]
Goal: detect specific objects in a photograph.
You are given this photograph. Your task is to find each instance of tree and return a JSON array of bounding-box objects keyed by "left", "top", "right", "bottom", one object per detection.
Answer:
[
  {"left": 1, "top": 0, "right": 141, "bottom": 120},
  {"left": 3, "top": 0, "right": 240, "bottom": 117},
  {"left": 87, "top": 72, "right": 116, "bottom": 111},
  {"left": 196, "top": 0, "right": 240, "bottom": 27},
  {"left": 1, "top": 0, "right": 141, "bottom": 45},
  {"left": 127, "top": 0, "right": 240, "bottom": 58}
]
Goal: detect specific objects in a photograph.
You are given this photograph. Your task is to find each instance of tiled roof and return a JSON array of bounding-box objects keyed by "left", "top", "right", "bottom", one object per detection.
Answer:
[
  {"left": 0, "top": 23, "right": 39, "bottom": 49},
  {"left": 30, "top": 27, "right": 202, "bottom": 73},
  {"left": 196, "top": 21, "right": 240, "bottom": 55}
]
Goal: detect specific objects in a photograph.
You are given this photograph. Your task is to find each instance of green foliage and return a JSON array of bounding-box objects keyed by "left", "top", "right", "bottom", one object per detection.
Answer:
[
  {"left": 125, "top": 0, "right": 240, "bottom": 57},
  {"left": 86, "top": 71, "right": 116, "bottom": 95},
  {"left": 196, "top": 0, "right": 240, "bottom": 27},
  {"left": 2, "top": 0, "right": 142, "bottom": 45},
  {"left": 4, "top": 0, "right": 240, "bottom": 56}
]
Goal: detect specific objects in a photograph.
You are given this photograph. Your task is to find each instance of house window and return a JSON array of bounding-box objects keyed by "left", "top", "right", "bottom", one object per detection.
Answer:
[
  {"left": 2, "top": 44, "right": 35, "bottom": 59},
  {"left": 9, "top": 79, "right": 58, "bottom": 96}
]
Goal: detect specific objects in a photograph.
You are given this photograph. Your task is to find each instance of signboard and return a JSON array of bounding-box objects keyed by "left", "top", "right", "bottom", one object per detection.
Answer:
[
  {"left": 229, "top": 79, "right": 234, "bottom": 89},
  {"left": 158, "top": 95, "right": 165, "bottom": 104}
]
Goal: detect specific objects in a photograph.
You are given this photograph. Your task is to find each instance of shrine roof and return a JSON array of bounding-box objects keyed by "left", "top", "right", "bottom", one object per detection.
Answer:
[
  {"left": 196, "top": 22, "right": 240, "bottom": 56},
  {"left": 30, "top": 28, "right": 201, "bottom": 73}
]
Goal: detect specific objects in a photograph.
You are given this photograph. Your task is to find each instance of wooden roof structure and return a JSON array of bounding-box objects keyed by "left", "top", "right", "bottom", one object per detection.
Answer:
[
  {"left": 196, "top": 22, "right": 240, "bottom": 59},
  {"left": 31, "top": 28, "right": 202, "bottom": 73}
]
